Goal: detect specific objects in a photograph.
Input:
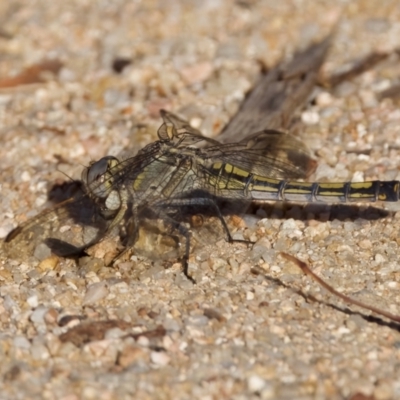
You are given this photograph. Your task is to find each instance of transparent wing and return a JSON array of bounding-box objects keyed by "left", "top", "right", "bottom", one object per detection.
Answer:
[
  {"left": 203, "top": 130, "right": 316, "bottom": 180},
  {"left": 2, "top": 192, "right": 110, "bottom": 262},
  {"left": 159, "top": 110, "right": 316, "bottom": 180}
]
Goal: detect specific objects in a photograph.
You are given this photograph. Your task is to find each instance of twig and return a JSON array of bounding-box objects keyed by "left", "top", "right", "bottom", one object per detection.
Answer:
[{"left": 280, "top": 252, "right": 400, "bottom": 323}]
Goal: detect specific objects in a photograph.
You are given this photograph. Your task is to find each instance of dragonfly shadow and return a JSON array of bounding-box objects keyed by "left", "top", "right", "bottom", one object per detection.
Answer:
[
  {"left": 44, "top": 238, "right": 89, "bottom": 258},
  {"left": 47, "top": 179, "right": 85, "bottom": 204},
  {"left": 5, "top": 179, "right": 113, "bottom": 260},
  {"left": 250, "top": 201, "right": 391, "bottom": 223}
]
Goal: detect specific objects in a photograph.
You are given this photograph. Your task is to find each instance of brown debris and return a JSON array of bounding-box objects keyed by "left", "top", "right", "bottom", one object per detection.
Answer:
[
  {"left": 203, "top": 308, "right": 226, "bottom": 323},
  {"left": 112, "top": 57, "right": 132, "bottom": 74},
  {"left": 0, "top": 59, "right": 63, "bottom": 88},
  {"left": 127, "top": 325, "right": 167, "bottom": 341},
  {"left": 59, "top": 319, "right": 132, "bottom": 347}
]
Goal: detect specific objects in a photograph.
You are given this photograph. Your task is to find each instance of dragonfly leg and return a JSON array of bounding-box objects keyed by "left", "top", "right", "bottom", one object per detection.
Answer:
[
  {"left": 102, "top": 201, "right": 194, "bottom": 281},
  {"left": 172, "top": 222, "right": 192, "bottom": 282},
  {"left": 155, "top": 197, "right": 237, "bottom": 243},
  {"left": 105, "top": 205, "right": 140, "bottom": 266},
  {"left": 154, "top": 211, "right": 194, "bottom": 282}
]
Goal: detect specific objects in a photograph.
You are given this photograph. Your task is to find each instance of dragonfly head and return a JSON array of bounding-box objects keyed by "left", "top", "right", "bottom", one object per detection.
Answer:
[{"left": 82, "top": 156, "right": 122, "bottom": 213}]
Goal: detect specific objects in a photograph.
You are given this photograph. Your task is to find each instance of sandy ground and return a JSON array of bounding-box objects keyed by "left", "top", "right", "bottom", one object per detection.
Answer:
[{"left": 1, "top": 1, "right": 400, "bottom": 399}]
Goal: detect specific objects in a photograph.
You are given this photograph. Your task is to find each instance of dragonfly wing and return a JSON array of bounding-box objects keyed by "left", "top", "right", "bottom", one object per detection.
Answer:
[
  {"left": 157, "top": 110, "right": 316, "bottom": 180},
  {"left": 204, "top": 129, "right": 316, "bottom": 180},
  {"left": 3, "top": 193, "right": 111, "bottom": 262}
]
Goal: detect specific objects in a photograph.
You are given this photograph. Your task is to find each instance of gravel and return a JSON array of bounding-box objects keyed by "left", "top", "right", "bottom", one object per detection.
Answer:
[{"left": 1, "top": 1, "right": 400, "bottom": 399}]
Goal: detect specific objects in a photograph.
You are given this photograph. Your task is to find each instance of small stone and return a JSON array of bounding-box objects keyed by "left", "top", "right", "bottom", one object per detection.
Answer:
[
  {"left": 150, "top": 351, "right": 170, "bottom": 366},
  {"left": 281, "top": 219, "right": 297, "bottom": 231},
  {"left": 13, "top": 336, "right": 31, "bottom": 349},
  {"left": 375, "top": 254, "right": 386, "bottom": 264},
  {"left": 33, "top": 243, "right": 52, "bottom": 261},
  {"left": 84, "top": 339, "right": 111, "bottom": 358},
  {"left": 104, "top": 327, "right": 126, "bottom": 340},
  {"left": 358, "top": 239, "right": 372, "bottom": 250},
  {"left": 316, "top": 91, "right": 333, "bottom": 106},
  {"left": 44, "top": 308, "right": 59, "bottom": 325},
  {"left": 188, "top": 315, "right": 209, "bottom": 326},
  {"left": 31, "top": 342, "right": 50, "bottom": 360},
  {"left": 248, "top": 375, "right": 266, "bottom": 393},
  {"left": 27, "top": 295, "right": 39, "bottom": 308},
  {"left": 83, "top": 282, "right": 109, "bottom": 305},
  {"left": 38, "top": 255, "right": 59, "bottom": 271},
  {"left": 208, "top": 257, "right": 227, "bottom": 271},
  {"left": 118, "top": 345, "right": 149, "bottom": 367},
  {"left": 30, "top": 306, "right": 48, "bottom": 323},
  {"left": 180, "top": 62, "right": 213, "bottom": 85},
  {"left": 301, "top": 110, "right": 320, "bottom": 125},
  {"left": 281, "top": 260, "right": 302, "bottom": 275},
  {"left": 246, "top": 291, "right": 254, "bottom": 301}
]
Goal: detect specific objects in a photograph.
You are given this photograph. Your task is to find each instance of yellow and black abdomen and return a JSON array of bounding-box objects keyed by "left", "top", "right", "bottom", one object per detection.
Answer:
[
  {"left": 250, "top": 177, "right": 400, "bottom": 203},
  {"left": 206, "top": 162, "right": 400, "bottom": 203}
]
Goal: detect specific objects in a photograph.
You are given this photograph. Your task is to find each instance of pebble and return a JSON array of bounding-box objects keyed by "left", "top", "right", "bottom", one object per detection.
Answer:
[
  {"left": 118, "top": 345, "right": 149, "bottom": 368},
  {"left": 13, "top": 336, "right": 31, "bottom": 350},
  {"left": 1, "top": 2, "right": 399, "bottom": 399},
  {"left": 31, "top": 342, "right": 50, "bottom": 360},
  {"left": 27, "top": 295, "right": 39, "bottom": 308},
  {"left": 301, "top": 110, "right": 320, "bottom": 125},
  {"left": 83, "top": 282, "right": 109, "bottom": 305},
  {"left": 247, "top": 375, "right": 267, "bottom": 393},
  {"left": 30, "top": 306, "right": 48, "bottom": 324},
  {"left": 150, "top": 351, "right": 170, "bottom": 366},
  {"left": 38, "top": 256, "right": 59, "bottom": 271}
]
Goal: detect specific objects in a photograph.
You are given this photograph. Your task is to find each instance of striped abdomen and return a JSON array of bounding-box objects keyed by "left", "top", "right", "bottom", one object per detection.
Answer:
[{"left": 207, "top": 162, "right": 400, "bottom": 203}]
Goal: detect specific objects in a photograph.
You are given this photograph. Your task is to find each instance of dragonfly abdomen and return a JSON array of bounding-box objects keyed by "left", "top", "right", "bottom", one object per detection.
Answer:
[
  {"left": 250, "top": 178, "right": 400, "bottom": 203},
  {"left": 206, "top": 162, "right": 400, "bottom": 203}
]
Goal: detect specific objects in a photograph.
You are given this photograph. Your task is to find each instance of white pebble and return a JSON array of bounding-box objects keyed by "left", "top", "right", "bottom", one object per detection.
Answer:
[
  {"left": 150, "top": 351, "right": 170, "bottom": 366},
  {"left": 301, "top": 110, "right": 320, "bottom": 125},
  {"left": 27, "top": 295, "right": 39, "bottom": 308},
  {"left": 247, "top": 375, "right": 266, "bottom": 392},
  {"left": 246, "top": 291, "right": 255, "bottom": 300},
  {"left": 21, "top": 171, "right": 31, "bottom": 182},
  {"left": 316, "top": 91, "right": 333, "bottom": 106}
]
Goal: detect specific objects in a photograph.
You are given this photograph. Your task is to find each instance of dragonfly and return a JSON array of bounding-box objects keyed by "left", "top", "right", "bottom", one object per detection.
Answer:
[{"left": 3, "top": 110, "right": 400, "bottom": 277}]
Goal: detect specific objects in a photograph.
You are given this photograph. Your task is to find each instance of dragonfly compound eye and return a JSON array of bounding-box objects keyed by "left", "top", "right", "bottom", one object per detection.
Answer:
[{"left": 82, "top": 156, "right": 120, "bottom": 198}]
